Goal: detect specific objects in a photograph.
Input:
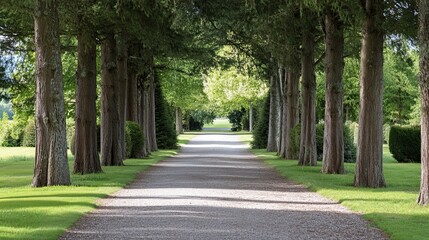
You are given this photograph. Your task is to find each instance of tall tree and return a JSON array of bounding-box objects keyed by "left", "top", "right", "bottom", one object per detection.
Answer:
[
  {"left": 73, "top": 1, "right": 101, "bottom": 174},
  {"left": 32, "top": 0, "right": 70, "bottom": 186},
  {"left": 354, "top": 0, "right": 386, "bottom": 187},
  {"left": 418, "top": 0, "right": 429, "bottom": 206},
  {"left": 267, "top": 72, "right": 279, "bottom": 152},
  {"left": 298, "top": 11, "right": 318, "bottom": 166},
  {"left": 101, "top": 33, "right": 124, "bottom": 166},
  {"left": 322, "top": 8, "right": 345, "bottom": 174}
]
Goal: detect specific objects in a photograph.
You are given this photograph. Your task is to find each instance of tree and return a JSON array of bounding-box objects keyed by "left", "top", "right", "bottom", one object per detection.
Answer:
[
  {"left": 73, "top": 0, "right": 101, "bottom": 174},
  {"left": 298, "top": 9, "right": 318, "bottom": 166},
  {"left": 100, "top": 33, "right": 124, "bottom": 166},
  {"left": 32, "top": 0, "right": 70, "bottom": 187},
  {"left": 322, "top": 8, "right": 345, "bottom": 174},
  {"left": 354, "top": 0, "right": 386, "bottom": 188},
  {"left": 417, "top": 0, "right": 429, "bottom": 206}
]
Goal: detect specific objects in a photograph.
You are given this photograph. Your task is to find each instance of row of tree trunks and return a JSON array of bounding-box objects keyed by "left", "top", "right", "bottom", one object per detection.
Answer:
[
  {"left": 176, "top": 107, "right": 184, "bottom": 134},
  {"left": 418, "top": 0, "right": 429, "bottom": 206},
  {"left": 33, "top": 0, "right": 71, "bottom": 187},
  {"left": 126, "top": 65, "right": 139, "bottom": 122},
  {"left": 100, "top": 33, "right": 124, "bottom": 166},
  {"left": 249, "top": 106, "right": 253, "bottom": 132},
  {"left": 74, "top": 14, "right": 101, "bottom": 174},
  {"left": 354, "top": 0, "right": 386, "bottom": 187},
  {"left": 322, "top": 10, "right": 345, "bottom": 174},
  {"left": 298, "top": 26, "right": 317, "bottom": 166},
  {"left": 267, "top": 73, "right": 279, "bottom": 152}
]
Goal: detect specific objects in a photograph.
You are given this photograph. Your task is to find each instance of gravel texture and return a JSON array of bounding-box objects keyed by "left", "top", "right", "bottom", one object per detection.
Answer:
[{"left": 61, "top": 133, "right": 388, "bottom": 240}]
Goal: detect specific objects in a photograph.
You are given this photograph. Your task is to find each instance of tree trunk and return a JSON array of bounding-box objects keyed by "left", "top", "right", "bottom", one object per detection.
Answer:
[
  {"left": 117, "top": 38, "right": 128, "bottom": 159},
  {"left": 149, "top": 66, "right": 158, "bottom": 151},
  {"left": 126, "top": 67, "right": 138, "bottom": 122},
  {"left": 299, "top": 28, "right": 317, "bottom": 166},
  {"left": 285, "top": 65, "right": 300, "bottom": 160},
  {"left": 100, "top": 33, "right": 124, "bottom": 166},
  {"left": 137, "top": 74, "right": 149, "bottom": 157},
  {"left": 418, "top": 0, "right": 429, "bottom": 205},
  {"left": 278, "top": 66, "right": 287, "bottom": 157},
  {"left": 74, "top": 18, "right": 101, "bottom": 174},
  {"left": 354, "top": 0, "right": 386, "bottom": 187},
  {"left": 267, "top": 74, "right": 279, "bottom": 152},
  {"left": 322, "top": 10, "right": 345, "bottom": 174},
  {"left": 176, "top": 107, "right": 184, "bottom": 134},
  {"left": 249, "top": 105, "right": 253, "bottom": 132},
  {"left": 32, "top": 0, "right": 70, "bottom": 187}
]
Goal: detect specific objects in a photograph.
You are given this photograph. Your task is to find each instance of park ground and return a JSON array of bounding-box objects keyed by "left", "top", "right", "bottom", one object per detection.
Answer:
[{"left": 0, "top": 118, "right": 428, "bottom": 239}]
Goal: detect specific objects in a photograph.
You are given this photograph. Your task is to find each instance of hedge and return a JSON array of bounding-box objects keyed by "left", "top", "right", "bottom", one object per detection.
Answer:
[
  {"left": 251, "top": 95, "right": 269, "bottom": 149},
  {"left": 125, "top": 121, "right": 145, "bottom": 158},
  {"left": 389, "top": 125, "right": 420, "bottom": 163}
]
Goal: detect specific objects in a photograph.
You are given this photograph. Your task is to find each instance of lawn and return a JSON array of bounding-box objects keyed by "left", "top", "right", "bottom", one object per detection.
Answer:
[
  {"left": 241, "top": 133, "right": 429, "bottom": 240},
  {"left": 203, "top": 118, "right": 232, "bottom": 130},
  {"left": 0, "top": 133, "right": 196, "bottom": 240}
]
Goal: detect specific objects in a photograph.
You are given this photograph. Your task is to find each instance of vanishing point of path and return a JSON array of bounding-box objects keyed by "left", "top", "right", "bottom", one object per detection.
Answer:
[{"left": 61, "top": 133, "right": 387, "bottom": 240}]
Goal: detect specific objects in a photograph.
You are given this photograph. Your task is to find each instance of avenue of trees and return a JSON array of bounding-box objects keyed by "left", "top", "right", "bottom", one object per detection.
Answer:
[{"left": 1, "top": 0, "right": 429, "bottom": 206}]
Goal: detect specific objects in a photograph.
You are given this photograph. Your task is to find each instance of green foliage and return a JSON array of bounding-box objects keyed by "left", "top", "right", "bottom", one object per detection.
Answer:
[
  {"left": 227, "top": 108, "right": 245, "bottom": 131},
  {"left": 22, "top": 120, "right": 35, "bottom": 147},
  {"left": 383, "top": 124, "right": 391, "bottom": 144},
  {"left": 189, "top": 116, "right": 203, "bottom": 131},
  {"left": 125, "top": 121, "right": 145, "bottom": 158},
  {"left": 155, "top": 79, "right": 178, "bottom": 149},
  {"left": 189, "top": 110, "right": 216, "bottom": 125},
  {"left": 0, "top": 114, "right": 25, "bottom": 147},
  {"left": 241, "top": 111, "right": 249, "bottom": 131},
  {"left": 389, "top": 125, "right": 420, "bottom": 163},
  {"left": 251, "top": 96, "right": 269, "bottom": 149}
]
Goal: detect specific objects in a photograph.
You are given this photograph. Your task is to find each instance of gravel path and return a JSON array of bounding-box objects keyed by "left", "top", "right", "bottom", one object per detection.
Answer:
[{"left": 61, "top": 133, "right": 388, "bottom": 240}]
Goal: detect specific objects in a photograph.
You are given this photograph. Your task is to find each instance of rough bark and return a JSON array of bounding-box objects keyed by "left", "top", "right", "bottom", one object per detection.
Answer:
[
  {"left": 74, "top": 19, "right": 101, "bottom": 174},
  {"left": 322, "top": 10, "right": 345, "bottom": 174},
  {"left": 354, "top": 0, "right": 386, "bottom": 187},
  {"left": 149, "top": 65, "right": 158, "bottom": 151},
  {"left": 418, "top": 0, "right": 429, "bottom": 205},
  {"left": 32, "top": 0, "right": 70, "bottom": 187},
  {"left": 117, "top": 38, "right": 128, "bottom": 159},
  {"left": 285, "top": 65, "right": 300, "bottom": 160},
  {"left": 137, "top": 74, "right": 149, "bottom": 157},
  {"left": 267, "top": 74, "right": 279, "bottom": 152},
  {"left": 100, "top": 33, "right": 124, "bottom": 166},
  {"left": 278, "top": 66, "right": 287, "bottom": 157},
  {"left": 126, "top": 66, "right": 138, "bottom": 122},
  {"left": 176, "top": 107, "right": 184, "bottom": 134},
  {"left": 249, "top": 106, "right": 253, "bottom": 132},
  {"left": 299, "top": 28, "right": 317, "bottom": 166}
]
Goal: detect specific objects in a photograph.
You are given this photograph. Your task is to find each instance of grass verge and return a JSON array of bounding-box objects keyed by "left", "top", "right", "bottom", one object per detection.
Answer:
[
  {"left": 241, "top": 132, "right": 429, "bottom": 240},
  {"left": 0, "top": 134, "right": 194, "bottom": 240}
]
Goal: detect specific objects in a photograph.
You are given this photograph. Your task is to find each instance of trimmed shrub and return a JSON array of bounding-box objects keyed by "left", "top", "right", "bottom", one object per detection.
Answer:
[
  {"left": 251, "top": 96, "right": 269, "bottom": 149},
  {"left": 343, "top": 125, "right": 357, "bottom": 163},
  {"left": 389, "top": 125, "right": 420, "bottom": 163},
  {"left": 228, "top": 108, "right": 245, "bottom": 131},
  {"left": 155, "top": 79, "right": 178, "bottom": 149},
  {"left": 189, "top": 116, "right": 203, "bottom": 131},
  {"left": 22, "top": 121, "right": 36, "bottom": 147},
  {"left": 126, "top": 121, "right": 145, "bottom": 158},
  {"left": 241, "top": 111, "right": 249, "bottom": 131}
]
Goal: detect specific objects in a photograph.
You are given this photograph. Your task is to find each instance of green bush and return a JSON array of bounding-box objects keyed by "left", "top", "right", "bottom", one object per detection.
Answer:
[
  {"left": 155, "top": 79, "right": 178, "bottom": 149},
  {"left": 346, "top": 121, "right": 359, "bottom": 145},
  {"left": 292, "top": 123, "right": 356, "bottom": 163},
  {"left": 228, "top": 108, "right": 245, "bottom": 131},
  {"left": 0, "top": 119, "right": 25, "bottom": 147},
  {"left": 125, "top": 121, "right": 145, "bottom": 158},
  {"left": 189, "top": 116, "right": 203, "bottom": 131},
  {"left": 22, "top": 120, "right": 36, "bottom": 147},
  {"left": 251, "top": 96, "right": 269, "bottom": 149},
  {"left": 389, "top": 125, "right": 420, "bottom": 163},
  {"left": 241, "top": 111, "right": 249, "bottom": 131}
]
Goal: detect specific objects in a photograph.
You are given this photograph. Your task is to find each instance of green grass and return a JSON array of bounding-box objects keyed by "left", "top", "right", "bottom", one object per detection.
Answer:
[
  {"left": 0, "top": 134, "right": 195, "bottom": 240},
  {"left": 203, "top": 118, "right": 232, "bottom": 129},
  {"left": 241, "top": 133, "right": 429, "bottom": 240}
]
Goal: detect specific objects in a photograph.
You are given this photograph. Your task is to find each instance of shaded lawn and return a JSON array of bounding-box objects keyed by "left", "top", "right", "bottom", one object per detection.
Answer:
[
  {"left": 0, "top": 134, "right": 195, "bottom": 240},
  {"left": 242, "top": 130, "right": 428, "bottom": 240},
  {"left": 203, "top": 118, "right": 231, "bottom": 129}
]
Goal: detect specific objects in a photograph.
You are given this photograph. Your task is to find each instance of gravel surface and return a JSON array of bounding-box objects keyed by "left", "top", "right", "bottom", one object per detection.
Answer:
[{"left": 61, "top": 133, "right": 388, "bottom": 240}]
